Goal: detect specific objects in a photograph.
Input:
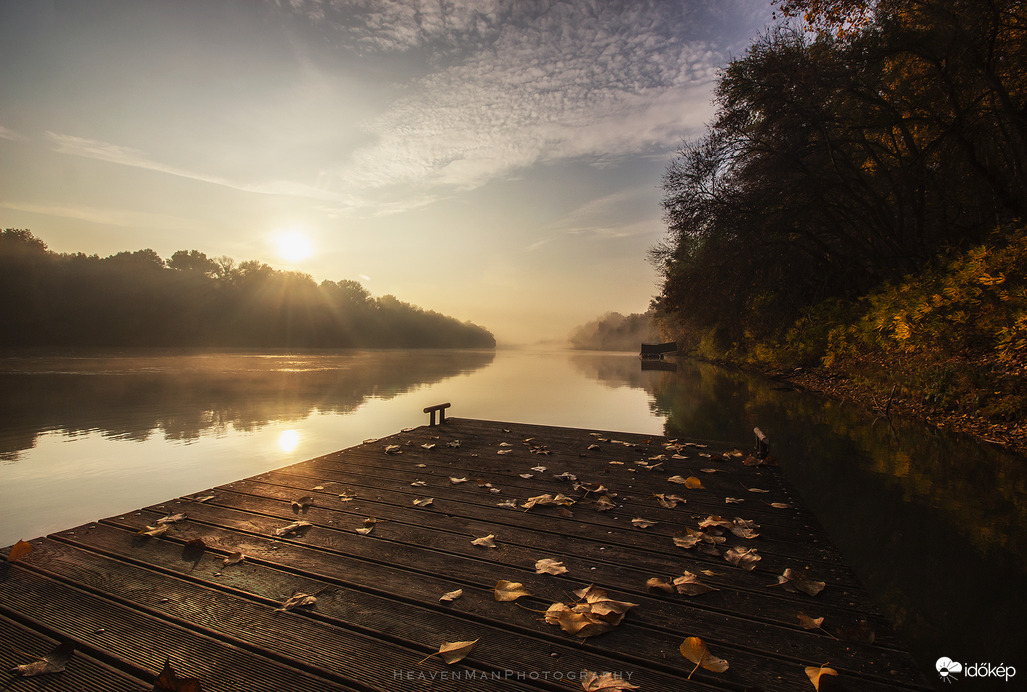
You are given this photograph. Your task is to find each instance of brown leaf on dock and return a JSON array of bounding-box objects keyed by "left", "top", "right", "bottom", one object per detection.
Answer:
[
  {"left": 274, "top": 520, "right": 312, "bottom": 537},
  {"left": 776, "top": 568, "right": 826, "bottom": 596},
  {"left": 521, "top": 493, "right": 575, "bottom": 510},
  {"left": 152, "top": 658, "right": 203, "bottom": 691},
  {"left": 156, "top": 513, "right": 187, "bottom": 525},
  {"left": 646, "top": 577, "right": 675, "bottom": 593},
  {"left": 724, "top": 546, "right": 761, "bottom": 570},
  {"left": 439, "top": 589, "right": 463, "bottom": 602},
  {"left": 222, "top": 552, "right": 245, "bottom": 567},
  {"left": 384, "top": 444, "right": 402, "bottom": 454},
  {"left": 631, "top": 518, "right": 657, "bottom": 528},
  {"left": 494, "top": 580, "right": 532, "bottom": 601},
  {"left": 580, "top": 671, "right": 640, "bottom": 690},
  {"left": 418, "top": 639, "right": 478, "bottom": 665},
  {"left": 805, "top": 663, "right": 838, "bottom": 690},
  {"left": 7, "top": 539, "right": 33, "bottom": 563},
  {"left": 356, "top": 518, "right": 380, "bottom": 535},
  {"left": 653, "top": 492, "right": 686, "bottom": 508},
  {"left": 797, "top": 612, "right": 826, "bottom": 630},
  {"left": 535, "top": 558, "right": 568, "bottom": 575},
  {"left": 138, "top": 524, "right": 170, "bottom": 538},
  {"left": 543, "top": 585, "right": 637, "bottom": 638},
  {"left": 412, "top": 497, "right": 434, "bottom": 507},
  {"left": 9, "top": 642, "right": 73, "bottom": 676},
  {"left": 275, "top": 592, "right": 318, "bottom": 613},
  {"left": 471, "top": 534, "right": 497, "bottom": 548},
  {"left": 679, "top": 636, "right": 729, "bottom": 678},
  {"left": 673, "top": 571, "right": 719, "bottom": 596},
  {"left": 290, "top": 495, "right": 315, "bottom": 510}
]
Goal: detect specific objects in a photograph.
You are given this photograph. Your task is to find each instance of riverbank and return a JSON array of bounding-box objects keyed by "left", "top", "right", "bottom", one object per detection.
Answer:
[{"left": 761, "top": 354, "right": 1027, "bottom": 456}]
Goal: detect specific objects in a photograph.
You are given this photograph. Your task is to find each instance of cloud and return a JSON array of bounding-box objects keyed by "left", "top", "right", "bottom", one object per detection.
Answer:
[
  {"left": 303, "top": 0, "right": 768, "bottom": 202},
  {"left": 0, "top": 124, "right": 26, "bottom": 141},
  {"left": 0, "top": 200, "right": 204, "bottom": 232}
]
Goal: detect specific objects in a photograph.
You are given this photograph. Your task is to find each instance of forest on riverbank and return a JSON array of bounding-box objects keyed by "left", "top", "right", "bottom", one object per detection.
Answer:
[
  {"left": 650, "top": 0, "right": 1026, "bottom": 447},
  {"left": 0, "top": 230, "right": 495, "bottom": 349}
]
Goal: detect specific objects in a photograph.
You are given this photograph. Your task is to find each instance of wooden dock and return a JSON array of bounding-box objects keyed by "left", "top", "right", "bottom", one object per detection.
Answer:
[{"left": 1, "top": 417, "right": 931, "bottom": 691}]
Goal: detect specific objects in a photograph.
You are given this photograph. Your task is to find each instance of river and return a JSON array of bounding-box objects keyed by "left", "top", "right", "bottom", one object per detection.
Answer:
[{"left": 0, "top": 348, "right": 1022, "bottom": 686}]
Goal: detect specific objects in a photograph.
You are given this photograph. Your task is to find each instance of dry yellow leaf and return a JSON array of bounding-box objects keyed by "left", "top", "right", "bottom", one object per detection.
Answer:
[
  {"left": 275, "top": 592, "right": 318, "bottom": 612},
  {"left": 673, "top": 571, "right": 719, "bottom": 596},
  {"left": 797, "top": 612, "right": 825, "bottom": 630},
  {"left": 777, "top": 568, "right": 826, "bottom": 596},
  {"left": 631, "top": 518, "right": 657, "bottom": 528},
  {"left": 471, "top": 534, "right": 497, "bottom": 548},
  {"left": 439, "top": 589, "right": 463, "bottom": 602},
  {"left": 156, "top": 512, "right": 187, "bottom": 525},
  {"left": 494, "top": 580, "right": 532, "bottom": 601},
  {"left": 222, "top": 552, "right": 245, "bottom": 567},
  {"left": 275, "top": 520, "right": 312, "bottom": 537},
  {"left": 653, "top": 492, "right": 686, "bottom": 508},
  {"left": 137, "top": 524, "right": 169, "bottom": 537},
  {"left": 646, "top": 577, "right": 675, "bottom": 593},
  {"left": 535, "top": 558, "right": 568, "bottom": 575},
  {"left": 724, "top": 545, "right": 761, "bottom": 570},
  {"left": 679, "top": 636, "right": 729, "bottom": 678},
  {"left": 355, "top": 518, "right": 380, "bottom": 535},
  {"left": 412, "top": 497, "right": 434, "bottom": 507},
  {"left": 418, "top": 639, "right": 478, "bottom": 665},
  {"left": 7, "top": 539, "right": 33, "bottom": 563},
  {"left": 805, "top": 663, "right": 838, "bottom": 689}
]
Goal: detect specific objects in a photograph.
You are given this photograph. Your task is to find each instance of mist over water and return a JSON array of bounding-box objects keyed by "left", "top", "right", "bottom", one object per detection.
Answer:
[{"left": 0, "top": 349, "right": 1022, "bottom": 684}]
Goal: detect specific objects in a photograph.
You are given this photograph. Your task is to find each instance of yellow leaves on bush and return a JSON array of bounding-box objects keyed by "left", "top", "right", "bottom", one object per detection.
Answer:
[{"left": 679, "top": 636, "right": 729, "bottom": 678}]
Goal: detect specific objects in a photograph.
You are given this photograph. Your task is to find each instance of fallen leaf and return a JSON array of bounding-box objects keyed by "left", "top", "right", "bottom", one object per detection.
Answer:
[
  {"left": 725, "top": 497, "right": 744, "bottom": 504},
  {"left": 805, "top": 663, "right": 838, "bottom": 690},
  {"left": 311, "top": 485, "right": 325, "bottom": 491},
  {"left": 683, "top": 476, "right": 704, "bottom": 489},
  {"left": 181, "top": 539, "right": 206, "bottom": 562},
  {"left": 498, "top": 442, "right": 512, "bottom": 447},
  {"left": 535, "top": 558, "right": 568, "bottom": 575},
  {"left": 356, "top": 518, "right": 380, "bottom": 535},
  {"left": 672, "top": 528, "right": 703, "bottom": 549},
  {"left": 291, "top": 496, "right": 315, "bottom": 510},
  {"left": 497, "top": 449, "right": 512, "bottom": 454},
  {"left": 748, "top": 487, "right": 770, "bottom": 493},
  {"left": 439, "top": 589, "right": 463, "bottom": 602},
  {"left": 156, "top": 513, "right": 187, "bottom": 525},
  {"left": 418, "top": 639, "right": 478, "bottom": 665},
  {"left": 151, "top": 658, "right": 203, "bottom": 691},
  {"left": 679, "top": 636, "right": 729, "bottom": 678},
  {"left": 531, "top": 465, "right": 547, "bottom": 472},
  {"left": 700, "top": 467, "right": 720, "bottom": 473},
  {"left": 580, "top": 671, "right": 640, "bottom": 691},
  {"left": 521, "top": 493, "right": 575, "bottom": 510},
  {"left": 190, "top": 495, "right": 215, "bottom": 503},
  {"left": 449, "top": 477, "right": 470, "bottom": 484},
  {"left": 673, "top": 571, "right": 719, "bottom": 596},
  {"left": 471, "top": 534, "right": 497, "bottom": 548},
  {"left": 631, "top": 518, "right": 657, "bottom": 529},
  {"left": 138, "top": 524, "right": 170, "bottom": 537},
  {"left": 384, "top": 444, "right": 402, "bottom": 454},
  {"left": 338, "top": 492, "right": 356, "bottom": 501},
  {"left": 771, "top": 502, "right": 792, "bottom": 509},
  {"left": 275, "top": 592, "right": 318, "bottom": 612},
  {"left": 222, "top": 552, "right": 245, "bottom": 567},
  {"left": 7, "top": 539, "right": 33, "bottom": 562},
  {"left": 594, "top": 495, "right": 617, "bottom": 511},
  {"left": 446, "top": 440, "right": 461, "bottom": 448},
  {"left": 274, "top": 520, "right": 312, "bottom": 537},
  {"left": 553, "top": 471, "right": 577, "bottom": 481},
  {"left": 494, "top": 580, "right": 532, "bottom": 601},
  {"left": 411, "top": 480, "right": 428, "bottom": 487},
  {"left": 573, "top": 585, "right": 637, "bottom": 624},
  {"left": 519, "top": 473, "right": 534, "bottom": 479},
  {"left": 653, "top": 493, "right": 686, "bottom": 508},
  {"left": 724, "top": 546, "right": 761, "bottom": 570},
  {"left": 496, "top": 499, "right": 518, "bottom": 509},
  {"left": 413, "top": 497, "right": 434, "bottom": 507},
  {"left": 9, "top": 642, "right": 73, "bottom": 676},
  {"left": 667, "top": 475, "right": 689, "bottom": 484},
  {"left": 699, "top": 516, "right": 734, "bottom": 529},
  {"left": 646, "top": 577, "right": 675, "bottom": 593},
  {"left": 776, "top": 568, "right": 826, "bottom": 596},
  {"left": 797, "top": 612, "right": 825, "bottom": 630},
  {"left": 421, "top": 443, "right": 436, "bottom": 450}
]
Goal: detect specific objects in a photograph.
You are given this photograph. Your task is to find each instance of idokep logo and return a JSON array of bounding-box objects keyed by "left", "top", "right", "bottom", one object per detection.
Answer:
[{"left": 936, "top": 657, "right": 1017, "bottom": 683}]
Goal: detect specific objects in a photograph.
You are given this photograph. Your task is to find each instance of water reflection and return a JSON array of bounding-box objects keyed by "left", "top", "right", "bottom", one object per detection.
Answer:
[{"left": 0, "top": 350, "right": 494, "bottom": 459}]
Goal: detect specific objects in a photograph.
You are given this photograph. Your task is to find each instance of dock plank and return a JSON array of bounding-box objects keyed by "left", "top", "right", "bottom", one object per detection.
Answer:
[{"left": 1, "top": 417, "right": 932, "bottom": 691}]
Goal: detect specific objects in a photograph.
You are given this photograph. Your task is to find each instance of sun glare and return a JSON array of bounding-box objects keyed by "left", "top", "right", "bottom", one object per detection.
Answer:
[
  {"left": 274, "top": 230, "right": 314, "bottom": 263},
  {"left": 278, "top": 429, "right": 301, "bottom": 453}
]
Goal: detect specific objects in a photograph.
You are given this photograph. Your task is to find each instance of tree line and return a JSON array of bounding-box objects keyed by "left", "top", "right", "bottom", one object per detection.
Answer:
[
  {"left": 0, "top": 229, "right": 496, "bottom": 349},
  {"left": 651, "top": 0, "right": 1027, "bottom": 352}
]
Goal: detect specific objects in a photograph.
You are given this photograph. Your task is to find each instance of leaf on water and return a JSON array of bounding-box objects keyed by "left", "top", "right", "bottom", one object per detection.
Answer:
[
  {"left": 471, "top": 534, "right": 497, "bottom": 548},
  {"left": 291, "top": 495, "right": 315, "bottom": 510},
  {"left": 535, "top": 558, "right": 568, "bottom": 575},
  {"left": 274, "top": 520, "right": 312, "bottom": 537},
  {"left": 411, "top": 480, "right": 428, "bottom": 487},
  {"left": 275, "top": 592, "right": 318, "bottom": 613},
  {"left": 7, "top": 539, "right": 33, "bottom": 562},
  {"left": 156, "top": 513, "right": 187, "bottom": 525},
  {"left": 805, "top": 663, "right": 839, "bottom": 690},
  {"left": 776, "top": 568, "right": 826, "bottom": 596},
  {"left": 494, "top": 579, "right": 532, "bottom": 601},
  {"left": 631, "top": 518, "right": 657, "bottom": 529},
  {"left": 797, "top": 612, "right": 825, "bottom": 630},
  {"left": 355, "top": 518, "right": 380, "bottom": 535},
  {"left": 151, "top": 658, "right": 203, "bottom": 691},
  {"left": 9, "top": 642, "right": 73, "bottom": 677},
  {"left": 413, "top": 497, "right": 434, "bottom": 507},
  {"left": 138, "top": 524, "right": 170, "bottom": 537},
  {"left": 418, "top": 639, "right": 478, "bottom": 665},
  {"left": 679, "top": 636, "right": 729, "bottom": 678},
  {"left": 653, "top": 493, "right": 686, "bottom": 508},
  {"left": 222, "top": 552, "right": 245, "bottom": 567},
  {"left": 449, "top": 477, "right": 470, "bottom": 484},
  {"left": 439, "top": 589, "right": 463, "bottom": 602},
  {"left": 384, "top": 444, "right": 402, "bottom": 454},
  {"left": 724, "top": 546, "right": 761, "bottom": 570},
  {"left": 646, "top": 577, "right": 675, "bottom": 593},
  {"left": 580, "top": 671, "right": 640, "bottom": 691},
  {"left": 673, "top": 571, "right": 719, "bottom": 596}
]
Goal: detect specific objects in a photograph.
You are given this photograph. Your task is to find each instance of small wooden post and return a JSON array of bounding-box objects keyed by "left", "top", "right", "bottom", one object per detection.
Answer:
[
  {"left": 753, "top": 427, "right": 769, "bottom": 459},
  {"left": 423, "top": 402, "right": 452, "bottom": 426}
]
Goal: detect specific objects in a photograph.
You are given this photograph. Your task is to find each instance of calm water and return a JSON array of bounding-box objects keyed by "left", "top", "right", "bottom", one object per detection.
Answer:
[{"left": 0, "top": 348, "right": 1023, "bottom": 685}]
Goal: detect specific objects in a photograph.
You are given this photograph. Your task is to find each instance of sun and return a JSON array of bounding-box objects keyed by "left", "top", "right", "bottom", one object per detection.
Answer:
[{"left": 273, "top": 230, "right": 314, "bottom": 263}]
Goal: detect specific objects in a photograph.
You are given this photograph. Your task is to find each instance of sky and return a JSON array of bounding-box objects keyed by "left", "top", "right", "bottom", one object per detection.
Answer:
[{"left": 0, "top": 0, "right": 774, "bottom": 345}]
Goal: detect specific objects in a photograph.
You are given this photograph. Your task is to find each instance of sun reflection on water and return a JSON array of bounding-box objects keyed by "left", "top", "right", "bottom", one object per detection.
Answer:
[{"left": 277, "top": 429, "right": 300, "bottom": 453}]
